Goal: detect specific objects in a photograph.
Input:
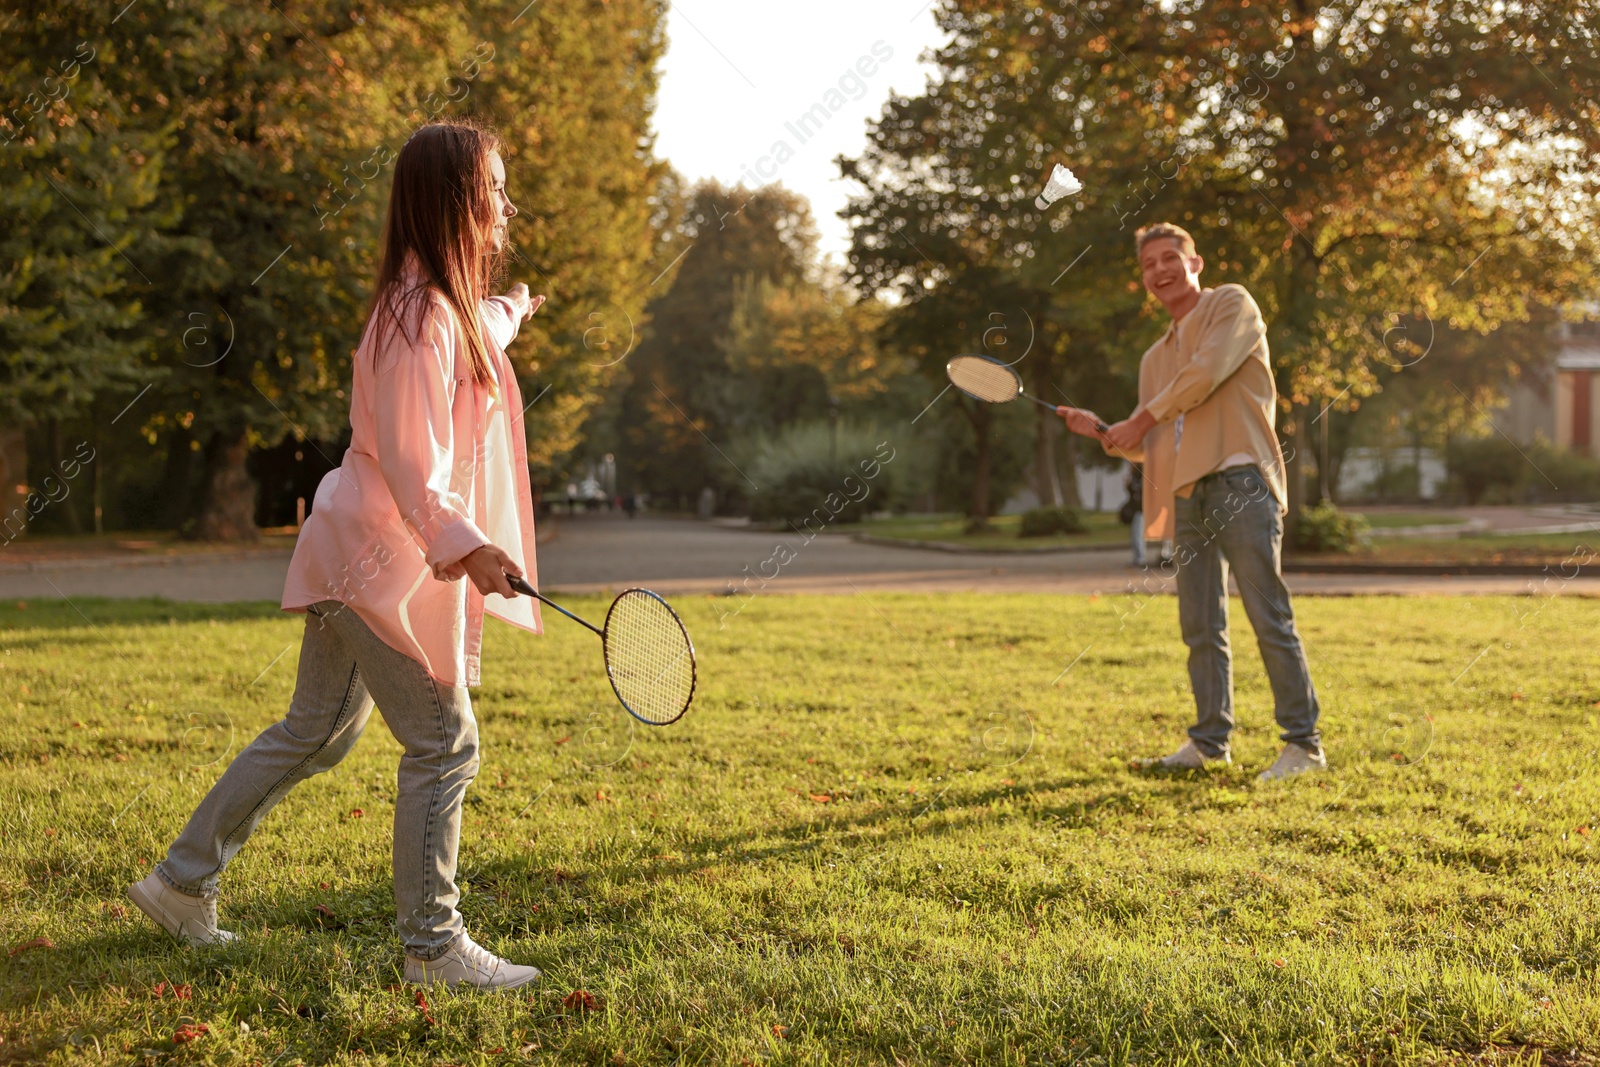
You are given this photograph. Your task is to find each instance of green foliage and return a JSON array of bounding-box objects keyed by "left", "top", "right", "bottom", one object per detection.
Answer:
[
  {"left": 2, "top": 595, "right": 1598, "bottom": 1062},
  {"left": 0, "top": 0, "right": 668, "bottom": 538},
  {"left": 735, "top": 420, "right": 895, "bottom": 525},
  {"left": 617, "top": 180, "right": 822, "bottom": 504},
  {"left": 842, "top": 0, "right": 1600, "bottom": 522},
  {"left": 1295, "top": 500, "right": 1370, "bottom": 553},
  {"left": 1018, "top": 504, "right": 1086, "bottom": 537},
  {"left": 928, "top": 398, "right": 1035, "bottom": 518},
  {"left": 471, "top": 0, "right": 670, "bottom": 484},
  {"left": 0, "top": 28, "right": 164, "bottom": 426},
  {"left": 1446, "top": 434, "right": 1600, "bottom": 505}
]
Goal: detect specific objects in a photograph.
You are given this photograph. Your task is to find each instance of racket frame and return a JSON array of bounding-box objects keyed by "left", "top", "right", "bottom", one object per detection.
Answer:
[
  {"left": 946, "top": 353, "right": 1110, "bottom": 433},
  {"left": 602, "top": 588, "right": 697, "bottom": 727},
  {"left": 504, "top": 575, "right": 696, "bottom": 726}
]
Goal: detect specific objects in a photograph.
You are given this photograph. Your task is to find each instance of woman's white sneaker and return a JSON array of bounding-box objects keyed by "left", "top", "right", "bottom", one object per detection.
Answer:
[
  {"left": 127, "top": 871, "right": 237, "bottom": 945},
  {"left": 404, "top": 934, "right": 541, "bottom": 990},
  {"left": 1257, "top": 743, "right": 1329, "bottom": 781},
  {"left": 1152, "top": 738, "right": 1231, "bottom": 769}
]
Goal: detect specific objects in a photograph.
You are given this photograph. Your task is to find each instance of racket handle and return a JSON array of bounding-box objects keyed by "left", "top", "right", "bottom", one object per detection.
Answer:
[
  {"left": 504, "top": 572, "right": 606, "bottom": 637},
  {"left": 1028, "top": 393, "right": 1111, "bottom": 432}
]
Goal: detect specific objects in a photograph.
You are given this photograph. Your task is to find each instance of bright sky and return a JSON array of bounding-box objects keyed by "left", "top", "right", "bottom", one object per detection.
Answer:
[{"left": 650, "top": 1, "right": 948, "bottom": 265}]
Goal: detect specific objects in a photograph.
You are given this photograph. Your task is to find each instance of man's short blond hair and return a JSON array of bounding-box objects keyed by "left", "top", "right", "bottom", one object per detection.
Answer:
[{"left": 1135, "top": 222, "right": 1197, "bottom": 259}]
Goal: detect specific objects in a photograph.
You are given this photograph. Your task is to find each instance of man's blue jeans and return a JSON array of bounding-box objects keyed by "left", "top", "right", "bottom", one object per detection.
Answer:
[{"left": 1172, "top": 464, "right": 1321, "bottom": 757}]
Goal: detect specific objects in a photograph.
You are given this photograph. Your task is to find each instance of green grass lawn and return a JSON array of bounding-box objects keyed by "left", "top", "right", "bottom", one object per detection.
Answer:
[
  {"left": 1334, "top": 533, "right": 1599, "bottom": 566},
  {"left": 1353, "top": 513, "right": 1468, "bottom": 530},
  {"left": 860, "top": 512, "right": 1132, "bottom": 550},
  {"left": 2, "top": 594, "right": 1597, "bottom": 1065}
]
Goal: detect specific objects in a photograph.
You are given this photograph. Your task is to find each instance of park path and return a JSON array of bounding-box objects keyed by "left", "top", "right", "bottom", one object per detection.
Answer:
[{"left": 1, "top": 513, "right": 1595, "bottom": 604}]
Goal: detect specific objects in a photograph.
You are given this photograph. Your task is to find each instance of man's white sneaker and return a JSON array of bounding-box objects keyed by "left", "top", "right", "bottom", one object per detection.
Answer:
[
  {"left": 404, "top": 933, "right": 541, "bottom": 991},
  {"left": 1150, "top": 738, "right": 1231, "bottom": 770},
  {"left": 127, "top": 871, "right": 237, "bottom": 946},
  {"left": 1257, "top": 743, "right": 1328, "bottom": 782}
]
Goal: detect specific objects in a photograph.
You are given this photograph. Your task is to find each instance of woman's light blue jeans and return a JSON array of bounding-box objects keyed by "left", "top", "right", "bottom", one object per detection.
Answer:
[
  {"left": 1172, "top": 465, "right": 1322, "bottom": 758},
  {"left": 156, "top": 600, "right": 478, "bottom": 961}
]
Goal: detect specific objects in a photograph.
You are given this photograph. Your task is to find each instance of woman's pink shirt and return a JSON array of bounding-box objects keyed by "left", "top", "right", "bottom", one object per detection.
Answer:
[{"left": 281, "top": 282, "right": 543, "bottom": 687}]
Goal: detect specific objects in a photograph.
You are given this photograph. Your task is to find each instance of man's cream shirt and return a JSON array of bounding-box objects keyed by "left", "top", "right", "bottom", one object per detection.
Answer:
[{"left": 1107, "top": 283, "right": 1287, "bottom": 542}]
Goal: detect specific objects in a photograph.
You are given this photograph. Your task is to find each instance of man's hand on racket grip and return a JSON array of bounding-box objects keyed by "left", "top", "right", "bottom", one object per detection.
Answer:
[
  {"left": 1055, "top": 406, "right": 1107, "bottom": 439},
  {"left": 1104, "top": 409, "right": 1157, "bottom": 452},
  {"left": 506, "top": 283, "right": 545, "bottom": 322},
  {"left": 444, "top": 543, "right": 522, "bottom": 597}
]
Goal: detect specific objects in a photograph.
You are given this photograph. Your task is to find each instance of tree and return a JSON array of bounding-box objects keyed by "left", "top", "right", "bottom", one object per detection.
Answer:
[
  {"left": 2, "top": 0, "right": 670, "bottom": 539},
  {"left": 842, "top": 0, "right": 1600, "bottom": 531},
  {"left": 0, "top": 11, "right": 168, "bottom": 534},
  {"left": 722, "top": 270, "right": 894, "bottom": 420},
  {"left": 615, "top": 180, "right": 816, "bottom": 506},
  {"left": 466, "top": 0, "right": 670, "bottom": 493}
]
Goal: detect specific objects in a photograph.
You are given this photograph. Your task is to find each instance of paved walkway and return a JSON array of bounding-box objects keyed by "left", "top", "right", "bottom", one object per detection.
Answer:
[{"left": 2, "top": 514, "right": 1596, "bottom": 603}]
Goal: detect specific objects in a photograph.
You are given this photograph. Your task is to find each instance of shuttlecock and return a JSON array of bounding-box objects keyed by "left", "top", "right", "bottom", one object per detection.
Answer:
[{"left": 1034, "top": 163, "right": 1083, "bottom": 210}]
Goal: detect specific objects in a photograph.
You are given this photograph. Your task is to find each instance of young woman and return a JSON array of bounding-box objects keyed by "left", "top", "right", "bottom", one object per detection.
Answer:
[{"left": 128, "top": 120, "right": 548, "bottom": 990}]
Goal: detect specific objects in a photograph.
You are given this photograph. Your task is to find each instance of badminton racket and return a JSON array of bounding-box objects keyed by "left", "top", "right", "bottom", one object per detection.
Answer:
[
  {"left": 946, "top": 354, "right": 1110, "bottom": 433},
  {"left": 505, "top": 575, "right": 696, "bottom": 726}
]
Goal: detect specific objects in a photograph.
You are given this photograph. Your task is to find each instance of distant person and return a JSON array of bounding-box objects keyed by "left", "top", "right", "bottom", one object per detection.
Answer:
[
  {"left": 127, "top": 121, "right": 548, "bottom": 988},
  {"left": 623, "top": 492, "right": 638, "bottom": 519},
  {"left": 1120, "top": 461, "right": 1146, "bottom": 566},
  {"left": 1057, "top": 222, "right": 1324, "bottom": 782}
]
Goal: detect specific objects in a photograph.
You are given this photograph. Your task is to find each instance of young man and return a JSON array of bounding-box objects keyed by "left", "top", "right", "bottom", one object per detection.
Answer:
[{"left": 1058, "top": 223, "right": 1325, "bottom": 781}]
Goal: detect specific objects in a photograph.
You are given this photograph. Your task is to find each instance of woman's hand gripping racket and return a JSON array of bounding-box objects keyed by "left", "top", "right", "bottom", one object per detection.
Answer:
[
  {"left": 505, "top": 575, "right": 696, "bottom": 725},
  {"left": 946, "top": 354, "right": 1109, "bottom": 433}
]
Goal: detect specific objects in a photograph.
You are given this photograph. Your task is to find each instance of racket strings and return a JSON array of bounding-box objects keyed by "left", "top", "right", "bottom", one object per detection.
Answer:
[
  {"left": 947, "top": 356, "right": 1020, "bottom": 403},
  {"left": 604, "top": 590, "right": 694, "bottom": 724}
]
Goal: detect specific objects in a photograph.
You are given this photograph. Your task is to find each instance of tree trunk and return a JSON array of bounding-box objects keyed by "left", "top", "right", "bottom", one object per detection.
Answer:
[
  {"left": 158, "top": 427, "right": 196, "bottom": 530},
  {"left": 0, "top": 424, "right": 27, "bottom": 542},
  {"left": 49, "top": 419, "right": 83, "bottom": 535},
  {"left": 969, "top": 404, "right": 992, "bottom": 519},
  {"left": 1057, "top": 427, "right": 1082, "bottom": 511},
  {"left": 1284, "top": 405, "right": 1307, "bottom": 547},
  {"left": 192, "top": 426, "right": 260, "bottom": 542},
  {"left": 1032, "top": 409, "right": 1062, "bottom": 507}
]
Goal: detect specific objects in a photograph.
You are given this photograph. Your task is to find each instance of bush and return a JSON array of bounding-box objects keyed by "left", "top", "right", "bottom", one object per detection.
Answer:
[
  {"left": 1446, "top": 434, "right": 1600, "bottom": 504},
  {"left": 1018, "top": 505, "right": 1087, "bottom": 537},
  {"left": 1294, "top": 501, "right": 1369, "bottom": 553},
  {"left": 1365, "top": 462, "right": 1421, "bottom": 502},
  {"left": 736, "top": 420, "right": 897, "bottom": 526}
]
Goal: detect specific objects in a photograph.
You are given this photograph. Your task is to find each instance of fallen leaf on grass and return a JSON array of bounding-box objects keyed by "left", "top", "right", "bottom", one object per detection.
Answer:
[
  {"left": 771, "top": 1024, "right": 789, "bottom": 1038},
  {"left": 172, "top": 1023, "right": 209, "bottom": 1044},
  {"left": 809, "top": 794, "right": 831, "bottom": 803},
  {"left": 563, "top": 990, "right": 601, "bottom": 1012},
  {"left": 1578, "top": 826, "right": 1591, "bottom": 837},
  {"left": 7, "top": 937, "right": 55, "bottom": 957},
  {"left": 150, "top": 982, "right": 192, "bottom": 1000},
  {"left": 414, "top": 989, "right": 437, "bottom": 1026},
  {"left": 1272, "top": 958, "right": 1287, "bottom": 968},
  {"left": 349, "top": 808, "right": 364, "bottom": 819},
  {"left": 553, "top": 736, "right": 570, "bottom": 745}
]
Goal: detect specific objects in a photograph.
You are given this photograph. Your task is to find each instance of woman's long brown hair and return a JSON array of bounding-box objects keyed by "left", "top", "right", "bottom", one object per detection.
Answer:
[{"left": 369, "top": 120, "right": 504, "bottom": 386}]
